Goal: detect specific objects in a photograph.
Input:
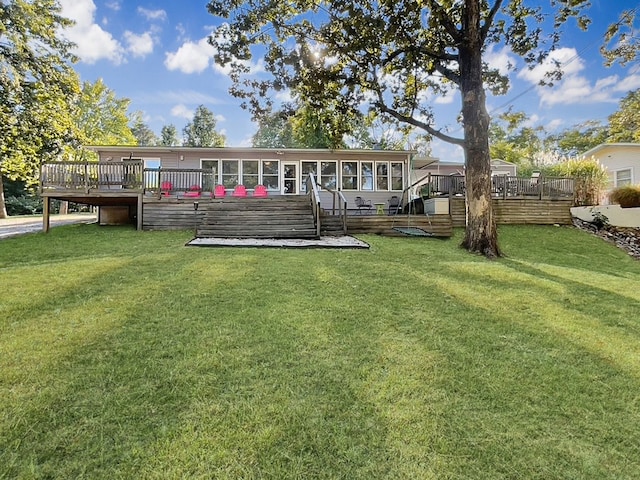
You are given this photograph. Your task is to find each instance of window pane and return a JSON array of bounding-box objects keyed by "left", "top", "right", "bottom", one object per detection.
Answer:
[
  {"left": 361, "top": 162, "right": 373, "bottom": 190},
  {"left": 391, "top": 162, "right": 403, "bottom": 190},
  {"left": 342, "top": 162, "right": 358, "bottom": 190},
  {"left": 222, "top": 160, "right": 239, "bottom": 187},
  {"left": 376, "top": 162, "right": 388, "bottom": 190},
  {"left": 202, "top": 160, "right": 218, "bottom": 191},
  {"left": 321, "top": 161, "right": 337, "bottom": 189},
  {"left": 243, "top": 160, "right": 259, "bottom": 175},
  {"left": 616, "top": 169, "right": 632, "bottom": 186},
  {"left": 262, "top": 160, "right": 279, "bottom": 190}
]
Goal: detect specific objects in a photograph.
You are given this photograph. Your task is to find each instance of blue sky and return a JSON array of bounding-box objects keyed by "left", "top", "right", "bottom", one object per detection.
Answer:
[{"left": 60, "top": 1, "right": 640, "bottom": 161}]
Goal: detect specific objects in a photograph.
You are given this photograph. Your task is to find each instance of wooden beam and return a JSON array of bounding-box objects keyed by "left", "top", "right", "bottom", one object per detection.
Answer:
[
  {"left": 137, "top": 194, "right": 143, "bottom": 231},
  {"left": 43, "top": 196, "right": 50, "bottom": 233}
]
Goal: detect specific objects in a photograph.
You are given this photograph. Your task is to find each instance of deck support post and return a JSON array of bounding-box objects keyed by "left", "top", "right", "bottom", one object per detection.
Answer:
[
  {"left": 137, "top": 194, "right": 143, "bottom": 231},
  {"left": 42, "top": 196, "right": 51, "bottom": 233}
]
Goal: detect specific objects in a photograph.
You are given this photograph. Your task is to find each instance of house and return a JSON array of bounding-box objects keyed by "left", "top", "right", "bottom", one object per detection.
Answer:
[{"left": 581, "top": 143, "right": 640, "bottom": 204}]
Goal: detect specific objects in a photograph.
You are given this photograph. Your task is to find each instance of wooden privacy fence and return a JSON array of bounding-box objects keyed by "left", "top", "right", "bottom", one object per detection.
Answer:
[
  {"left": 40, "top": 161, "right": 144, "bottom": 192},
  {"left": 428, "top": 174, "right": 574, "bottom": 200}
]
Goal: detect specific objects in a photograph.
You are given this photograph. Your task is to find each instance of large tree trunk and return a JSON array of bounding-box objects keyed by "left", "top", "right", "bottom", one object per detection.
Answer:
[
  {"left": 0, "top": 175, "right": 7, "bottom": 219},
  {"left": 458, "top": 0, "right": 501, "bottom": 258}
]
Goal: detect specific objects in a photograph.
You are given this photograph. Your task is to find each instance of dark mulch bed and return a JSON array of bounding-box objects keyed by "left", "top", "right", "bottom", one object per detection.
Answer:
[{"left": 573, "top": 218, "right": 640, "bottom": 260}]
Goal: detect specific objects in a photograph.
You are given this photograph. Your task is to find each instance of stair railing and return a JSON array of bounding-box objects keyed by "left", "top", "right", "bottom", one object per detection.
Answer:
[
  {"left": 322, "top": 185, "right": 348, "bottom": 234},
  {"left": 305, "top": 173, "right": 322, "bottom": 238}
]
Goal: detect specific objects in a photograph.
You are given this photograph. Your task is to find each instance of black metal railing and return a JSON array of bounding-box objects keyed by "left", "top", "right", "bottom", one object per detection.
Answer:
[{"left": 428, "top": 174, "right": 574, "bottom": 199}]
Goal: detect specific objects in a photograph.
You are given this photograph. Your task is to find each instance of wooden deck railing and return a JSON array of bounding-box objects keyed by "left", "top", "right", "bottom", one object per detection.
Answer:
[
  {"left": 40, "top": 161, "right": 144, "bottom": 192},
  {"left": 428, "top": 174, "right": 574, "bottom": 200}
]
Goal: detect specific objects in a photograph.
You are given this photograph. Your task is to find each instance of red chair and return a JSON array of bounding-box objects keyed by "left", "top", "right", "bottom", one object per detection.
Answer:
[
  {"left": 232, "top": 185, "right": 248, "bottom": 197},
  {"left": 253, "top": 185, "right": 268, "bottom": 198},
  {"left": 214, "top": 185, "right": 226, "bottom": 198},
  {"left": 183, "top": 185, "right": 202, "bottom": 198},
  {"left": 160, "top": 181, "right": 172, "bottom": 197}
]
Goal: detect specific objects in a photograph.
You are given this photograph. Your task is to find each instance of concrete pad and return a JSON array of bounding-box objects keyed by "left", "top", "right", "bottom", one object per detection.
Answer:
[{"left": 186, "top": 236, "right": 370, "bottom": 249}]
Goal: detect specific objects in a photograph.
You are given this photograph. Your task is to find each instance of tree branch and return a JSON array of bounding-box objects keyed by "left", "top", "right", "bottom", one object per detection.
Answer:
[
  {"left": 425, "top": 0, "right": 463, "bottom": 43},
  {"left": 481, "top": 0, "right": 503, "bottom": 42},
  {"left": 374, "top": 94, "right": 464, "bottom": 146}
]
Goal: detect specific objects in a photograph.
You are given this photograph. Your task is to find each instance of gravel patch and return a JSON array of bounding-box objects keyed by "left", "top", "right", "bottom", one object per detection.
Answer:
[
  {"left": 573, "top": 217, "right": 640, "bottom": 260},
  {"left": 186, "top": 236, "right": 370, "bottom": 249}
]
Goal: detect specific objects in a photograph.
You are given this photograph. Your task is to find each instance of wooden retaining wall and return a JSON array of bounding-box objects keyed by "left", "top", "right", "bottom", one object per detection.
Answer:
[
  {"left": 346, "top": 215, "right": 453, "bottom": 237},
  {"left": 450, "top": 198, "right": 573, "bottom": 227}
]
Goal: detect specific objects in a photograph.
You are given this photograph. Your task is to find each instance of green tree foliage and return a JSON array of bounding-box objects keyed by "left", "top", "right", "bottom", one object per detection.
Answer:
[
  {"left": 72, "top": 79, "right": 136, "bottom": 151},
  {"left": 182, "top": 105, "right": 226, "bottom": 147},
  {"left": 547, "top": 120, "right": 608, "bottom": 157},
  {"left": 208, "top": 0, "right": 603, "bottom": 257},
  {"left": 252, "top": 109, "right": 296, "bottom": 148},
  {"left": 607, "top": 89, "right": 640, "bottom": 143},
  {"left": 602, "top": 9, "right": 639, "bottom": 67},
  {"left": 489, "top": 109, "right": 546, "bottom": 168},
  {"left": 130, "top": 111, "right": 158, "bottom": 146},
  {"left": 159, "top": 124, "right": 179, "bottom": 146},
  {"left": 0, "top": 0, "right": 81, "bottom": 217}
]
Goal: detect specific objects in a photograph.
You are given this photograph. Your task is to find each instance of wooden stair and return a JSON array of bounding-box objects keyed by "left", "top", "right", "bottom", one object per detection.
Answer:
[{"left": 196, "top": 196, "right": 318, "bottom": 239}]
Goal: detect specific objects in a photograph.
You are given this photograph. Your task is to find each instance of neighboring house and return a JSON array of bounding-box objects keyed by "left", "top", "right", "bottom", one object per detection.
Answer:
[{"left": 582, "top": 143, "right": 640, "bottom": 204}]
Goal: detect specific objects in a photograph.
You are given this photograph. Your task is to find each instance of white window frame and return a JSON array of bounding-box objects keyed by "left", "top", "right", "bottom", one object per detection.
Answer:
[{"left": 614, "top": 168, "right": 633, "bottom": 187}]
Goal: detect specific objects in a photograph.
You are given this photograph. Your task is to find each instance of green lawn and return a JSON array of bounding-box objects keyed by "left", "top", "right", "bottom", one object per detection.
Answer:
[{"left": 1, "top": 224, "right": 639, "bottom": 479}]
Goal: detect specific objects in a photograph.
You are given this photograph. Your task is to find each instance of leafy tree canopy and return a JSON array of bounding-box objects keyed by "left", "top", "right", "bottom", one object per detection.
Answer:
[
  {"left": 160, "top": 124, "right": 179, "bottom": 146},
  {"left": 130, "top": 111, "right": 158, "bottom": 146},
  {"left": 73, "top": 79, "right": 136, "bottom": 151},
  {"left": 607, "top": 88, "right": 640, "bottom": 143},
  {"left": 0, "top": 0, "right": 81, "bottom": 217},
  {"left": 182, "top": 105, "right": 226, "bottom": 147}
]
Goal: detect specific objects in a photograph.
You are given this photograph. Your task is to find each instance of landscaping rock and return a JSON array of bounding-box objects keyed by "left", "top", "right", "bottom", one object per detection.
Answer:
[{"left": 572, "top": 217, "right": 640, "bottom": 260}]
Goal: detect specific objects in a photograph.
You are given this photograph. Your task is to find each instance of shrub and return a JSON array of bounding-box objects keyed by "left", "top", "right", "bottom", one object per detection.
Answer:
[
  {"left": 550, "top": 156, "right": 608, "bottom": 206},
  {"left": 4, "top": 196, "right": 42, "bottom": 216},
  {"left": 609, "top": 185, "right": 640, "bottom": 208}
]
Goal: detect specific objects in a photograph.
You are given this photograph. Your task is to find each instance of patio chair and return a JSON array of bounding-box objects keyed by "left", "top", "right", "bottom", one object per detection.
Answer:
[
  {"left": 232, "top": 185, "right": 248, "bottom": 197},
  {"left": 183, "top": 185, "right": 202, "bottom": 198},
  {"left": 160, "top": 181, "right": 172, "bottom": 197},
  {"left": 388, "top": 195, "right": 401, "bottom": 215},
  {"left": 214, "top": 184, "right": 226, "bottom": 198},
  {"left": 253, "top": 185, "right": 268, "bottom": 198},
  {"left": 354, "top": 196, "right": 372, "bottom": 214}
]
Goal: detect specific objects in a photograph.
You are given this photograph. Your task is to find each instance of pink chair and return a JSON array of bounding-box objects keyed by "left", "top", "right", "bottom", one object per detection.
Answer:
[
  {"left": 183, "top": 185, "right": 202, "bottom": 198},
  {"left": 214, "top": 185, "right": 226, "bottom": 198},
  {"left": 232, "top": 185, "right": 248, "bottom": 197},
  {"left": 160, "top": 181, "right": 172, "bottom": 197},
  {"left": 253, "top": 185, "right": 268, "bottom": 198}
]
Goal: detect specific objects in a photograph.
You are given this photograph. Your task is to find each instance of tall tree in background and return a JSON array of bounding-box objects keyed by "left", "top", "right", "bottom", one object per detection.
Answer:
[
  {"left": 0, "top": 0, "right": 80, "bottom": 218},
  {"left": 160, "top": 124, "right": 179, "bottom": 146},
  {"left": 252, "top": 109, "right": 296, "bottom": 148},
  {"left": 182, "top": 105, "right": 226, "bottom": 147},
  {"left": 130, "top": 111, "right": 158, "bottom": 146},
  {"left": 72, "top": 79, "right": 136, "bottom": 153},
  {"left": 208, "top": 0, "right": 611, "bottom": 257},
  {"left": 607, "top": 89, "right": 640, "bottom": 143}
]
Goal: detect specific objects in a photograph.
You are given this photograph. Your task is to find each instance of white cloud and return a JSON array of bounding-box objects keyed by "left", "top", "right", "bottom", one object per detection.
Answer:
[
  {"left": 546, "top": 119, "right": 565, "bottom": 131},
  {"left": 124, "top": 31, "right": 154, "bottom": 58},
  {"left": 518, "top": 48, "right": 584, "bottom": 85},
  {"left": 215, "top": 114, "right": 226, "bottom": 123},
  {"left": 516, "top": 48, "right": 635, "bottom": 107},
  {"left": 614, "top": 74, "right": 640, "bottom": 92},
  {"left": 59, "top": 0, "right": 124, "bottom": 64},
  {"left": 138, "top": 7, "right": 167, "bottom": 22},
  {"left": 165, "top": 37, "right": 214, "bottom": 74},
  {"left": 171, "top": 104, "right": 194, "bottom": 119},
  {"left": 136, "top": 90, "right": 223, "bottom": 105},
  {"left": 484, "top": 45, "right": 516, "bottom": 76},
  {"left": 105, "top": 1, "right": 120, "bottom": 11}
]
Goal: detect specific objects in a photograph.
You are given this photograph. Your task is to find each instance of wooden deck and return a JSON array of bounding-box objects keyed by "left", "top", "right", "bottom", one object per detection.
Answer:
[{"left": 38, "top": 162, "right": 576, "bottom": 237}]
